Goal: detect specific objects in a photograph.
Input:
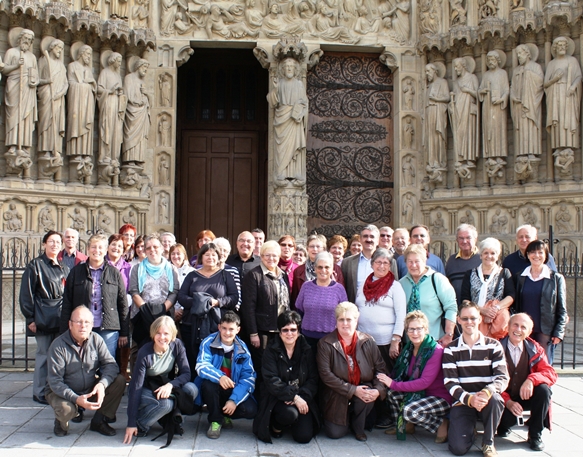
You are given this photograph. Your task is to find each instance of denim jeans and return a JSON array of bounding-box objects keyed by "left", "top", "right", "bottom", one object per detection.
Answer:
[
  {"left": 137, "top": 382, "right": 198, "bottom": 431},
  {"left": 93, "top": 329, "right": 119, "bottom": 359}
]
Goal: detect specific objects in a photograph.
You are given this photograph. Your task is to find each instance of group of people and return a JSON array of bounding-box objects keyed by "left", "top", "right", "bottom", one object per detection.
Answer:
[{"left": 19, "top": 222, "right": 565, "bottom": 456}]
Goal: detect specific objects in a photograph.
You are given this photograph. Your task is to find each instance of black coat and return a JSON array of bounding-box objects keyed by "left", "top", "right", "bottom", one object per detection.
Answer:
[
  {"left": 60, "top": 261, "right": 128, "bottom": 335},
  {"left": 253, "top": 334, "right": 320, "bottom": 443},
  {"left": 241, "top": 265, "right": 290, "bottom": 336},
  {"left": 20, "top": 254, "right": 70, "bottom": 336}
]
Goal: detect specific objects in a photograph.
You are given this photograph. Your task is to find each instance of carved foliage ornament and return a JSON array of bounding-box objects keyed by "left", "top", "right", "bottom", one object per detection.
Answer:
[{"left": 309, "top": 120, "right": 387, "bottom": 144}]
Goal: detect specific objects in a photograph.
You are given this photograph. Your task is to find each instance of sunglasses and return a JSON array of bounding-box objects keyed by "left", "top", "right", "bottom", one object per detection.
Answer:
[{"left": 280, "top": 328, "right": 298, "bottom": 334}]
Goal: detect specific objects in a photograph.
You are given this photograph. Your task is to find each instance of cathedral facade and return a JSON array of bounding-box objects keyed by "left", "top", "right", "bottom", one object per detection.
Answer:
[{"left": 0, "top": 0, "right": 581, "bottom": 259}]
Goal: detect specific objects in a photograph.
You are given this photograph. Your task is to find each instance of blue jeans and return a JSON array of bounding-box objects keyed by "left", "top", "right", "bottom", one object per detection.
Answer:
[
  {"left": 137, "top": 382, "right": 198, "bottom": 431},
  {"left": 93, "top": 329, "right": 119, "bottom": 359}
]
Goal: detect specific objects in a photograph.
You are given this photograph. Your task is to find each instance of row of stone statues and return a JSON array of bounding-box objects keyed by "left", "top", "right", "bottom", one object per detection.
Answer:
[
  {"left": 424, "top": 37, "right": 582, "bottom": 183},
  {"left": 1, "top": 28, "right": 152, "bottom": 186},
  {"left": 81, "top": 0, "right": 151, "bottom": 26},
  {"left": 161, "top": 0, "right": 411, "bottom": 44}
]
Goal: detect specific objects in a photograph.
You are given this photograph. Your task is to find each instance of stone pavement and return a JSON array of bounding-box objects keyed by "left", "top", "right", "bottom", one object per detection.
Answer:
[{"left": 0, "top": 370, "right": 582, "bottom": 457}]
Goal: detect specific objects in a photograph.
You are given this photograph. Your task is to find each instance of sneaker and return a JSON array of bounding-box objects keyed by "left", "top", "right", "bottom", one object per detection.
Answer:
[
  {"left": 53, "top": 419, "right": 68, "bottom": 437},
  {"left": 223, "top": 417, "right": 233, "bottom": 429},
  {"left": 207, "top": 422, "right": 222, "bottom": 439},
  {"left": 482, "top": 444, "right": 498, "bottom": 457}
]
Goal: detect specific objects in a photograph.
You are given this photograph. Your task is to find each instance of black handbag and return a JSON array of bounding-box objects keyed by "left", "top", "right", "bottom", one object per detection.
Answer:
[{"left": 34, "top": 297, "right": 63, "bottom": 333}]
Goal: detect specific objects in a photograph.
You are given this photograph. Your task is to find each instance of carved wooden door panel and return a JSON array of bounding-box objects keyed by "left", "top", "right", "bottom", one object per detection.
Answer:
[
  {"left": 306, "top": 53, "right": 393, "bottom": 238},
  {"left": 179, "top": 130, "right": 258, "bottom": 251}
]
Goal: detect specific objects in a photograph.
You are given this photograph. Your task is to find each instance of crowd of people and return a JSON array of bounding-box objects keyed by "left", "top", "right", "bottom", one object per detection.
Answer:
[{"left": 18, "top": 222, "right": 566, "bottom": 456}]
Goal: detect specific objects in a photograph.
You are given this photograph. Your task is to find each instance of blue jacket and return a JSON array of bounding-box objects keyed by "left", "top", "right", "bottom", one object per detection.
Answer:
[{"left": 195, "top": 332, "right": 256, "bottom": 406}]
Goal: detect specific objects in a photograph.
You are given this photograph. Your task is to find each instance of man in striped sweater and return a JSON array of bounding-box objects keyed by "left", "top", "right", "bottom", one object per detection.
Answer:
[{"left": 442, "top": 301, "right": 509, "bottom": 457}]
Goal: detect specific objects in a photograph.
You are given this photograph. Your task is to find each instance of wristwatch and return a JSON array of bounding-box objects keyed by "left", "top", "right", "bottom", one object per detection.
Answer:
[
  {"left": 445, "top": 332, "right": 453, "bottom": 337},
  {"left": 391, "top": 337, "right": 401, "bottom": 342}
]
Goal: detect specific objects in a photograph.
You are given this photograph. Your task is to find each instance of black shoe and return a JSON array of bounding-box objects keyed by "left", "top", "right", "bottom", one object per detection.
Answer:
[
  {"left": 71, "top": 409, "right": 84, "bottom": 423},
  {"left": 528, "top": 435, "right": 545, "bottom": 451},
  {"left": 136, "top": 426, "right": 148, "bottom": 438},
  {"left": 104, "top": 415, "right": 116, "bottom": 424},
  {"left": 355, "top": 432, "right": 367, "bottom": 442},
  {"left": 497, "top": 428, "right": 510, "bottom": 438},
  {"left": 33, "top": 395, "right": 48, "bottom": 405},
  {"left": 270, "top": 427, "right": 283, "bottom": 439},
  {"left": 375, "top": 417, "right": 394, "bottom": 429},
  {"left": 90, "top": 420, "right": 116, "bottom": 436},
  {"left": 53, "top": 419, "right": 68, "bottom": 437}
]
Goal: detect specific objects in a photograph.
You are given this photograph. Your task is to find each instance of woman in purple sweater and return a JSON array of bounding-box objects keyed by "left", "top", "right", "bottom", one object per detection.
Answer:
[
  {"left": 377, "top": 310, "right": 452, "bottom": 443},
  {"left": 295, "top": 252, "right": 348, "bottom": 349}
]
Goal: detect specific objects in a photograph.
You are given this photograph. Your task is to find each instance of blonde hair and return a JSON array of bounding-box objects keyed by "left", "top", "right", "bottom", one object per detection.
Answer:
[
  {"left": 335, "top": 301, "right": 359, "bottom": 320},
  {"left": 404, "top": 310, "right": 429, "bottom": 331},
  {"left": 150, "top": 316, "right": 178, "bottom": 341}
]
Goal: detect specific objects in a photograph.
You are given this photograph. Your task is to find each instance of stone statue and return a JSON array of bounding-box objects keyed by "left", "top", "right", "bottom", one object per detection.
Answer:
[
  {"left": 402, "top": 156, "right": 415, "bottom": 186},
  {"left": 107, "top": 0, "right": 129, "bottom": 19},
  {"left": 479, "top": 50, "right": 508, "bottom": 158},
  {"left": 555, "top": 204, "right": 572, "bottom": 233},
  {"left": 402, "top": 193, "right": 414, "bottom": 224},
  {"left": 489, "top": 208, "right": 508, "bottom": 234},
  {"left": 353, "top": 6, "right": 381, "bottom": 35},
  {"left": 38, "top": 206, "right": 56, "bottom": 232},
  {"left": 97, "top": 51, "right": 126, "bottom": 164},
  {"left": 75, "top": 156, "right": 94, "bottom": 184},
  {"left": 174, "top": 12, "right": 195, "bottom": 35},
  {"left": 97, "top": 208, "right": 112, "bottom": 233},
  {"left": 402, "top": 117, "right": 414, "bottom": 149},
  {"left": 553, "top": 148, "right": 574, "bottom": 178},
  {"left": 432, "top": 211, "right": 446, "bottom": 235},
  {"left": 419, "top": 0, "right": 440, "bottom": 34},
  {"left": 380, "top": 0, "right": 411, "bottom": 43},
  {"left": 68, "top": 207, "right": 86, "bottom": 231},
  {"left": 450, "top": 0, "right": 467, "bottom": 26},
  {"left": 308, "top": 2, "right": 359, "bottom": 44},
  {"left": 522, "top": 207, "right": 538, "bottom": 228},
  {"left": 123, "top": 58, "right": 151, "bottom": 165},
  {"left": 158, "top": 73, "right": 172, "bottom": 107},
  {"left": 2, "top": 29, "right": 37, "bottom": 157},
  {"left": 158, "top": 155, "right": 170, "bottom": 185},
  {"left": 262, "top": 3, "right": 307, "bottom": 38},
  {"left": 485, "top": 157, "right": 506, "bottom": 178},
  {"left": 158, "top": 193, "right": 169, "bottom": 223},
  {"left": 514, "top": 155, "right": 539, "bottom": 181},
  {"left": 67, "top": 44, "right": 97, "bottom": 157},
  {"left": 424, "top": 63, "right": 449, "bottom": 167},
  {"left": 426, "top": 163, "right": 447, "bottom": 183},
  {"left": 510, "top": 0, "right": 523, "bottom": 11},
  {"left": 38, "top": 38, "right": 68, "bottom": 158},
  {"left": 449, "top": 57, "right": 479, "bottom": 166},
  {"left": 133, "top": 0, "right": 150, "bottom": 28},
  {"left": 460, "top": 209, "right": 475, "bottom": 226},
  {"left": 3, "top": 203, "right": 23, "bottom": 232},
  {"left": 403, "top": 78, "right": 415, "bottom": 110},
  {"left": 123, "top": 210, "right": 138, "bottom": 226},
  {"left": 267, "top": 58, "right": 308, "bottom": 187},
  {"left": 84, "top": 0, "right": 101, "bottom": 12},
  {"left": 478, "top": 0, "right": 498, "bottom": 19},
  {"left": 511, "top": 44, "right": 544, "bottom": 158},
  {"left": 454, "top": 160, "right": 476, "bottom": 180},
  {"left": 159, "top": 114, "right": 172, "bottom": 146},
  {"left": 544, "top": 37, "right": 582, "bottom": 151},
  {"left": 160, "top": 0, "right": 178, "bottom": 36}
]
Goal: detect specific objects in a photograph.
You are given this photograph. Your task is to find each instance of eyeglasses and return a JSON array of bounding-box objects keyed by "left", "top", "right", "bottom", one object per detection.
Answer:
[
  {"left": 280, "top": 328, "right": 298, "bottom": 334},
  {"left": 373, "top": 260, "right": 390, "bottom": 267},
  {"left": 380, "top": 234, "right": 392, "bottom": 238},
  {"left": 70, "top": 320, "right": 93, "bottom": 327},
  {"left": 280, "top": 243, "right": 294, "bottom": 248},
  {"left": 407, "top": 327, "right": 425, "bottom": 334},
  {"left": 459, "top": 317, "right": 479, "bottom": 322}
]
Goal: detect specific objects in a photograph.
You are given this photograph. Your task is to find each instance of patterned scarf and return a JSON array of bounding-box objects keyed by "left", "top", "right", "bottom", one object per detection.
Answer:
[
  {"left": 469, "top": 265, "right": 503, "bottom": 306},
  {"left": 406, "top": 274, "right": 428, "bottom": 312},
  {"left": 363, "top": 272, "right": 395, "bottom": 302},
  {"left": 305, "top": 259, "right": 316, "bottom": 281},
  {"left": 391, "top": 334, "right": 437, "bottom": 440},
  {"left": 338, "top": 330, "right": 361, "bottom": 385},
  {"left": 267, "top": 268, "right": 290, "bottom": 315},
  {"left": 138, "top": 257, "right": 174, "bottom": 293}
]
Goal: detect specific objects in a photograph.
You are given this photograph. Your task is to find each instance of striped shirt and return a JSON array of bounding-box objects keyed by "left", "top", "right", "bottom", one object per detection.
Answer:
[{"left": 442, "top": 333, "right": 509, "bottom": 406}]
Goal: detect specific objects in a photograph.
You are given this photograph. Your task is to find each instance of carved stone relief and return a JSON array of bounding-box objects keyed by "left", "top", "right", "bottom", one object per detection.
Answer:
[
  {"left": 38, "top": 205, "right": 56, "bottom": 232},
  {"left": 123, "top": 208, "right": 138, "bottom": 226},
  {"left": 489, "top": 208, "right": 508, "bottom": 235},
  {"left": 67, "top": 207, "right": 87, "bottom": 232},
  {"left": 459, "top": 208, "right": 475, "bottom": 226},
  {"left": 2, "top": 203, "right": 24, "bottom": 232},
  {"left": 402, "top": 77, "right": 415, "bottom": 111},
  {"left": 157, "top": 191, "right": 169, "bottom": 224},
  {"left": 96, "top": 206, "right": 113, "bottom": 233},
  {"left": 521, "top": 206, "right": 539, "bottom": 229},
  {"left": 132, "top": 0, "right": 150, "bottom": 28},
  {"left": 450, "top": 0, "right": 467, "bottom": 26},
  {"left": 431, "top": 211, "right": 447, "bottom": 235},
  {"left": 83, "top": 0, "right": 101, "bottom": 13},
  {"left": 553, "top": 148, "right": 574, "bottom": 180},
  {"left": 402, "top": 155, "right": 415, "bottom": 187},
  {"left": 419, "top": 0, "right": 440, "bottom": 34},
  {"left": 158, "top": 112, "right": 172, "bottom": 147},
  {"left": 158, "top": 72, "right": 172, "bottom": 107},
  {"left": 402, "top": 116, "right": 415, "bottom": 149},
  {"left": 555, "top": 203, "right": 573, "bottom": 233},
  {"left": 402, "top": 193, "right": 415, "bottom": 225},
  {"left": 158, "top": 152, "right": 170, "bottom": 186}
]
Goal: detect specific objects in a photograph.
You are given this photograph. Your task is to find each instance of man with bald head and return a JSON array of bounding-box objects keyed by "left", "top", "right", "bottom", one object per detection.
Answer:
[
  {"left": 226, "top": 231, "right": 262, "bottom": 279},
  {"left": 392, "top": 228, "right": 410, "bottom": 260},
  {"left": 498, "top": 313, "right": 557, "bottom": 451},
  {"left": 47, "top": 306, "right": 125, "bottom": 437},
  {"left": 502, "top": 225, "right": 556, "bottom": 276}
]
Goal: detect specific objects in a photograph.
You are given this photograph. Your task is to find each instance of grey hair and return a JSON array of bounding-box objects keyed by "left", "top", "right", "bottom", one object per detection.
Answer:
[
  {"left": 64, "top": 228, "right": 80, "bottom": 238},
  {"left": 516, "top": 224, "right": 537, "bottom": 238},
  {"left": 456, "top": 223, "right": 477, "bottom": 239},
  {"left": 315, "top": 251, "right": 334, "bottom": 266},
  {"left": 371, "top": 248, "right": 392, "bottom": 266},
  {"left": 361, "top": 224, "right": 380, "bottom": 236},
  {"left": 379, "top": 226, "right": 394, "bottom": 234},
  {"left": 213, "top": 237, "right": 231, "bottom": 255},
  {"left": 160, "top": 232, "right": 176, "bottom": 244},
  {"left": 478, "top": 237, "right": 501, "bottom": 257}
]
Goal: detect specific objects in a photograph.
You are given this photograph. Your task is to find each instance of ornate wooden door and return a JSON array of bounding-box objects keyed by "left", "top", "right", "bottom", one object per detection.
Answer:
[{"left": 306, "top": 53, "right": 394, "bottom": 238}]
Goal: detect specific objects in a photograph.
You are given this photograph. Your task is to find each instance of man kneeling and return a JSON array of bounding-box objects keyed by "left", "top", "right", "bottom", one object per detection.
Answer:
[
  {"left": 498, "top": 313, "right": 557, "bottom": 451},
  {"left": 195, "top": 311, "right": 257, "bottom": 439},
  {"left": 47, "top": 306, "right": 125, "bottom": 436}
]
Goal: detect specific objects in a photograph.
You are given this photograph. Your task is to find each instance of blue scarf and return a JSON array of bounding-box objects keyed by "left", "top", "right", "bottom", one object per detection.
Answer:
[{"left": 138, "top": 257, "right": 174, "bottom": 293}]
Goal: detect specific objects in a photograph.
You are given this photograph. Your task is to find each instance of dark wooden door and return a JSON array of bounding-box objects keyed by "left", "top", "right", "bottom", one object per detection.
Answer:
[
  {"left": 306, "top": 53, "right": 394, "bottom": 239},
  {"left": 176, "top": 49, "right": 268, "bottom": 252},
  {"left": 180, "top": 130, "right": 258, "bottom": 247}
]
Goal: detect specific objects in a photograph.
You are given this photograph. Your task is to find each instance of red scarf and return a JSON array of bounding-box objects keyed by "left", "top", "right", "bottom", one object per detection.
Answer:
[
  {"left": 362, "top": 271, "right": 395, "bottom": 302},
  {"left": 278, "top": 257, "right": 294, "bottom": 271},
  {"left": 338, "top": 330, "right": 361, "bottom": 385}
]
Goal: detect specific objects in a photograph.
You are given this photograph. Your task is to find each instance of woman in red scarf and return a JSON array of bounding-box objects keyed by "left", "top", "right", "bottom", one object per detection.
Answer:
[
  {"left": 356, "top": 248, "right": 407, "bottom": 372},
  {"left": 317, "top": 302, "right": 387, "bottom": 442}
]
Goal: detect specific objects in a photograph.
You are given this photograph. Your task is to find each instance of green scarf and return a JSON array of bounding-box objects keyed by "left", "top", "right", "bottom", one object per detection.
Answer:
[
  {"left": 391, "top": 334, "right": 437, "bottom": 440},
  {"left": 406, "top": 275, "right": 427, "bottom": 313}
]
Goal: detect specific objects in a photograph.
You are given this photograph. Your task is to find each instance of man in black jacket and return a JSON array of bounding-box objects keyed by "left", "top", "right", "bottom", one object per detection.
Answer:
[{"left": 60, "top": 234, "right": 128, "bottom": 359}]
